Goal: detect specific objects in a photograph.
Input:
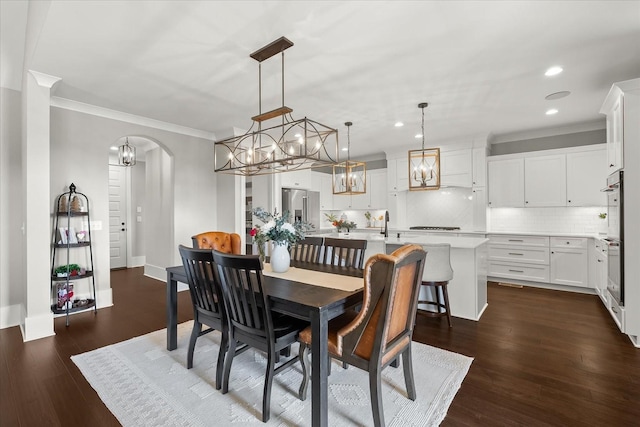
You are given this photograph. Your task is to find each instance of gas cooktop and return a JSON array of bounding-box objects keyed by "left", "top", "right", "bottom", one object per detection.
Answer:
[{"left": 409, "top": 226, "right": 461, "bottom": 231}]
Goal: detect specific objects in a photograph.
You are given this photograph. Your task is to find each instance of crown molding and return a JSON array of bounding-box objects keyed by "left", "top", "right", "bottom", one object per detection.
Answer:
[
  {"left": 50, "top": 97, "right": 216, "bottom": 140},
  {"left": 28, "top": 70, "right": 61, "bottom": 89},
  {"left": 489, "top": 119, "right": 605, "bottom": 145}
]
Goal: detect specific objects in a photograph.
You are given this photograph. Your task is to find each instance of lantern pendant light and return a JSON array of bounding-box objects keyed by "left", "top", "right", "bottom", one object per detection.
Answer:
[
  {"left": 408, "top": 103, "right": 439, "bottom": 190},
  {"left": 333, "top": 122, "right": 366, "bottom": 195}
]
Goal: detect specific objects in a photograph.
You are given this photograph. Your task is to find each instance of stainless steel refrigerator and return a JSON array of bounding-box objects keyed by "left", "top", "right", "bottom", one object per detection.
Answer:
[{"left": 282, "top": 188, "right": 320, "bottom": 231}]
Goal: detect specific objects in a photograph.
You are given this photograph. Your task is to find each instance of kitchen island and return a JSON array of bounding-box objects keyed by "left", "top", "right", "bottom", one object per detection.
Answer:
[{"left": 314, "top": 232, "right": 489, "bottom": 321}]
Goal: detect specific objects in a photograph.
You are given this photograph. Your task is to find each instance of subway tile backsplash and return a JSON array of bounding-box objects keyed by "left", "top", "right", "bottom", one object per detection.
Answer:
[
  {"left": 488, "top": 206, "right": 608, "bottom": 234},
  {"left": 406, "top": 187, "right": 473, "bottom": 229}
]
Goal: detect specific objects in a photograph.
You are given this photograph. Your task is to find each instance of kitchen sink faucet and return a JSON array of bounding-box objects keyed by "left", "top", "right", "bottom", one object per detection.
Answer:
[{"left": 380, "top": 210, "right": 389, "bottom": 237}]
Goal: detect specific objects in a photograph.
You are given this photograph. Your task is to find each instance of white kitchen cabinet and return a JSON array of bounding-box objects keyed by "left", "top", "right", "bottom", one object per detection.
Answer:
[
  {"left": 318, "top": 173, "right": 333, "bottom": 210},
  {"left": 524, "top": 154, "right": 566, "bottom": 207},
  {"left": 440, "top": 149, "right": 472, "bottom": 187},
  {"left": 549, "top": 237, "right": 588, "bottom": 288},
  {"left": 602, "top": 91, "right": 624, "bottom": 173},
  {"left": 332, "top": 192, "right": 351, "bottom": 210},
  {"left": 472, "top": 147, "right": 487, "bottom": 187},
  {"left": 487, "top": 158, "right": 524, "bottom": 207},
  {"left": 280, "top": 169, "right": 311, "bottom": 189},
  {"left": 488, "top": 234, "right": 550, "bottom": 283},
  {"left": 387, "top": 157, "right": 409, "bottom": 192},
  {"left": 368, "top": 169, "right": 387, "bottom": 208},
  {"left": 471, "top": 187, "right": 486, "bottom": 231},
  {"left": 589, "top": 238, "right": 608, "bottom": 303},
  {"left": 566, "top": 147, "right": 608, "bottom": 207}
]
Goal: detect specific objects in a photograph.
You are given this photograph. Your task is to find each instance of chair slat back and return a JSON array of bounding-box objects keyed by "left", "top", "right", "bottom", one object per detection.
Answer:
[
  {"left": 321, "top": 238, "right": 368, "bottom": 269},
  {"left": 290, "top": 236, "right": 324, "bottom": 263},
  {"left": 212, "top": 252, "right": 272, "bottom": 339},
  {"left": 178, "top": 245, "right": 224, "bottom": 319}
]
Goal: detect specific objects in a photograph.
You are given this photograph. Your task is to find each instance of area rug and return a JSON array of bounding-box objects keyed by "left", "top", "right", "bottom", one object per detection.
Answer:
[{"left": 72, "top": 321, "right": 473, "bottom": 426}]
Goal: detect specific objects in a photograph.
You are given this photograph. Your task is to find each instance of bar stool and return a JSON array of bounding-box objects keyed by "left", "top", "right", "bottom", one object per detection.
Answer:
[{"left": 419, "top": 243, "right": 453, "bottom": 327}]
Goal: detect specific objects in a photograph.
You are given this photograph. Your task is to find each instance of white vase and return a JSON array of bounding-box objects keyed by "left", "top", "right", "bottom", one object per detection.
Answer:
[{"left": 270, "top": 241, "right": 290, "bottom": 273}]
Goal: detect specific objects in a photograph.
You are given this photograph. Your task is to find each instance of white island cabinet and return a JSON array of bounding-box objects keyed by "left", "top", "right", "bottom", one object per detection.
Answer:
[{"left": 315, "top": 232, "right": 489, "bottom": 321}]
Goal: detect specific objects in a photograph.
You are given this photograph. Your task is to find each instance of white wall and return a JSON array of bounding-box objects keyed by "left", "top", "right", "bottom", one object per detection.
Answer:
[
  {"left": 0, "top": 87, "right": 24, "bottom": 328},
  {"left": 131, "top": 160, "right": 146, "bottom": 258}
]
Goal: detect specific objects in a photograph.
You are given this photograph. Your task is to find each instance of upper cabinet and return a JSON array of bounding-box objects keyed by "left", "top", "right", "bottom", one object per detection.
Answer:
[
  {"left": 487, "top": 145, "right": 608, "bottom": 208},
  {"left": 524, "top": 154, "right": 566, "bottom": 207},
  {"left": 487, "top": 158, "right": 525, "bottom": 207},
  {"left": 280, "top": 169, "right": 311, "bottom": 189},
  {"left": 601, "top": 88, "right": 624, "bottom": 173},
  {"left": 566, "top": 148, "right": 608, "bottom": 206},
  {"left": 387, "top": 157, "right": 409, "bottom": 192},
  {"left": 440, "top": 149, "right": 472, "bottom": 187},
  {"left": 472, "top": 147, "right": 487, "bottom": 187},
  {"left": 317, "top": 172, "right": 333, "bottom": 210}
]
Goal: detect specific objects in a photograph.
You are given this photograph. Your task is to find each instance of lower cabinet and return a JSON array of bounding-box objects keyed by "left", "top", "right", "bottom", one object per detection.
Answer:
[
  {"left": 549, "top": 237, "right": 588, "bottom": 288},
  {"left": 590, "top": 238, "right": 608, "bottom": 303},
  {"left": 488, "top": 234, "right": 590, "bottom": 289}
]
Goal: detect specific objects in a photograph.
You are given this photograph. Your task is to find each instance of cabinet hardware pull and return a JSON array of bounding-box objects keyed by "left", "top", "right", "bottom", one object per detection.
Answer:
[
  {"left": 611, "top": 307, "right": 618, "bottom": 314},
  {"left": 508, "top": 269, "right": 524, "bottom": 273},
  {"left": 508, "top": 253, "right": 524, "bottom": 256},
  {"left": 508, "top": 239, "right": 524, "bottom": 242},
  {"left": 597, "top": 259, "right": 602, "bottom": 262},
  {"left": 610, "top": 164, "right": 614, "bottom": 167},
  {"left": 566, "top": 241, "right": 570, "bottom": 244}
]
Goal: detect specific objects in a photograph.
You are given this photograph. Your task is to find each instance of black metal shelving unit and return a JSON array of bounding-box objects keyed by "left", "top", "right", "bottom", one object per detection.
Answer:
[{"left": 51, "top": 183, "right": 97, "bottom": 326}]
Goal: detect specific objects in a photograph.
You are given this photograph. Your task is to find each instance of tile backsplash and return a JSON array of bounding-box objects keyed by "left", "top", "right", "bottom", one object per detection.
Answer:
[
  {"left": 406, "top": 187, "right": 473, "bottom": 229},
  {"left": 488, "top": 206, "right": 608, "bottom": 234}
]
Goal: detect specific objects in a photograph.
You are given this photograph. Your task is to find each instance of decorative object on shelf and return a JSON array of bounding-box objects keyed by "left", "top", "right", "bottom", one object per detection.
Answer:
[
  {"left": 214, "top": 36, "right": 339, "bottom": 176},
  {"left": 251, "top": 207, "right": 313, "bottom": 271},
  {"left": 58, "top": 194, "right": 68, "bottom": 212},
  {"left": 599, "top": 212, "right": 607, "bottom": 219},
  {"left": 333, "top": 121, "right": 366, "bottom": 195},
  {"left": 70, "top": 195, "right": 81, "bottom": 212},
  {"left": 118, "top": 137, "right": 136, "bottom": 166},
  {"left": 324, "top": 212, "right": 356, "bottom": 233},
  {"left": 409, "top": 102, "right": 440, "bottom": 191},
  {"left": 364, "top": 211, "right": 372, "bottom": 227}
]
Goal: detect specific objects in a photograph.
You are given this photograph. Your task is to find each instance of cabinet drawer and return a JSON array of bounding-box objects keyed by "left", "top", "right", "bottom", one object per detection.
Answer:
[
  {"left": 489, "top": 234, "right": 549, "bottom": 247},
  {"left": 550, "top": 237, "right": 587, "bottom": 249},
  {"left": 488, "top": 245, "right": 549, "bottom": 265},
  {"left": 608, "top": 292, "right": 625, "bottom": 331},
  {"left": 489, "top": 261, "right": 550, "bottom": 282}
]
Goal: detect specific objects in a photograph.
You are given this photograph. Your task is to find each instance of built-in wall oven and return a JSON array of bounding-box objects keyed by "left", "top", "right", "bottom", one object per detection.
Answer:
[{"left": 603, "top": 170, "right": 624, "bottom": 305}]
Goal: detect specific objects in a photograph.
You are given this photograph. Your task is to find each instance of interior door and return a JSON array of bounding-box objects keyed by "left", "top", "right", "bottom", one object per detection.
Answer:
[{"left": 109, "top": 165, "right": 127, "bottom": 269}]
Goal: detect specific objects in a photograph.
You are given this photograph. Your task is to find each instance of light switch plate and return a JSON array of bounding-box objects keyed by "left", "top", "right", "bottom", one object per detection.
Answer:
[{"left": 137, "top": 206, "right": 142, "bottom": 213}]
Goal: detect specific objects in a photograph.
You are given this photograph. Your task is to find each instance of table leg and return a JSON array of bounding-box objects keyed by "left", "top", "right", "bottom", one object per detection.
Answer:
[
  {"left": 311, "top": 308, "right": 329, "bottom": 427},
  {"left": 166, "top": 271, "right": 178, "bottom": 351}
]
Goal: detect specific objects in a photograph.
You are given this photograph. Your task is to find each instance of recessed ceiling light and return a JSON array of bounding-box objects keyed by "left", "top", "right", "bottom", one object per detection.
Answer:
[
  {"left": 545, "top": 66, "right": 563, "bottom": 76},
  {"left": 546, "top": 108, "right": 559, "bottom": 115},
  {"left": 415, "top": 134, "right": 422, "bottom": 139},
  {"left": 394, "top": 122, "right": 404, "bottom": 127},
  {"left": 110, "top": 146, "right": 118, "bottom": 151},
  {"left": 545, "top": 91, "right": 571, "bottom": 100},
  {"left": 342, "top": 147, "right": 348, "bottom": 151}
]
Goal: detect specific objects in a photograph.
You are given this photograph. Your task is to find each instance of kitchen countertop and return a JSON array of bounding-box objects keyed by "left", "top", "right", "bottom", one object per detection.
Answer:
[
  {"left": 314, "top": 228, "right": 607, "bottom": 239},
  {"left": 314, "top": 232, "right": 488, "bottom": 249}
]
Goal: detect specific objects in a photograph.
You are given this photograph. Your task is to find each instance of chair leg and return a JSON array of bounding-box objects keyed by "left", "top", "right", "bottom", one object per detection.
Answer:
[
  {"left": 298, "top": 342, "right": 310, "bottom": 401},
  {"left": 401, "top": 345, "right": 417, "bottom": 400},
  {"left": 280, "top": 346, "right": 291, "bottom": 357},
  {"left": 215, "top": 330, "right": 228, "bottom": 390},
  {"left": 222, "top": 338, "right": 237, "bottom": 394},
  {"left": 390, "top": 357, "right": 399, "bottom": 368},
  {"left": 262, "top": 349, "right": 276, "bottom": 422},
  {"left": 187, "top": 320, "right": 201, "bottom": 369},
  {"left": 369, "top": 366, "right": 385, "bottom": 427},
  {"left": 442, "top": 284, "right": 452, "bottom": 327}
]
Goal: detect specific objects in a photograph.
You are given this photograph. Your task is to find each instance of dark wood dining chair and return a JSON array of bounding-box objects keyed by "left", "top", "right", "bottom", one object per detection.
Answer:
[
  {"left": 321, "top": 237, "right": 368, "bottom": 269},
  {"left": 178, "top": 245, "right": 228, "bottom": 390},
  {"left": 211, "top": 251, "right": 308, "bottom": 423},
  {"left": 191, "top": 231, "right": 242, "bottom": 254},
  {"left": 290, "top": 236, "right": 324, "bottom": 263},
  {"left": 298, "top": 244, "right": 427, "bottom": 427}
]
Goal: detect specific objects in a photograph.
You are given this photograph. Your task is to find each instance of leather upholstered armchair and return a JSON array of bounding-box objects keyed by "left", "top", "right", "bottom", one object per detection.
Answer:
[{"left": 191, "top": 231, "right": 242, "bottom": 255}]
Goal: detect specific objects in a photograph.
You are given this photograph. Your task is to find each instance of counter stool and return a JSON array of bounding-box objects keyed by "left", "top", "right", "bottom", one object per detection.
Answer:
[{"left": 419, "top": 243, "right": 453, "bottom": 327}]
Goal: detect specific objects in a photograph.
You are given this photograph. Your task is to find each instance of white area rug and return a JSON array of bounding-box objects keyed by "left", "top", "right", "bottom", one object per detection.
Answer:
[{"left": 72, "top": 321, "right": 472, "bottom": 426}]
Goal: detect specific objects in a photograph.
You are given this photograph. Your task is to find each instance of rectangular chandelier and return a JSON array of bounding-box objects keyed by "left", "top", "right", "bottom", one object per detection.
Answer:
[
  {"left": 214, "top": 37, "right": 339, "bottom": 176},
  {"left": 408, "top": 147, "right": 440, "bottom": 191},
  {"left": 332, "top": 161, "right": 366, "bottom": 195}
]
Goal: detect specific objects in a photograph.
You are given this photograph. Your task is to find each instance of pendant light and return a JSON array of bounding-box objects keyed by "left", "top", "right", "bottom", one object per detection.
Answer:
[
  {"left": 118, "top": 137, "right": 136, "bottom": 166},
  {"left": 408, "top": 103, "right": 440, "bottom": 190},
  {"left": 333, "top": 122, "right": 366, "bottom": 195}
]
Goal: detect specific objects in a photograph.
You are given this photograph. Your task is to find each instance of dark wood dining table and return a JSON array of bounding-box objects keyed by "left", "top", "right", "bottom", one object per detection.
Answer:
[{"left": 165, "top": 260, "right": 364, "bottom": 427}]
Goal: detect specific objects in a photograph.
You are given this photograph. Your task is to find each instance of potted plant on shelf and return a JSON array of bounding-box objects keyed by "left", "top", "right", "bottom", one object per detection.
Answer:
[
  {"left": 364, "top": 211, "right": 372, "bottom": 227},
  {"left": 54, "top": 264, "right": 82, "bottom": 277},
  {"left": 251, "top": 207, "right": 313, "bottom": 272}
]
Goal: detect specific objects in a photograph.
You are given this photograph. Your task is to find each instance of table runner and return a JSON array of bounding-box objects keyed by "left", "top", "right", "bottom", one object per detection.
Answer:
[{"left": 263, "top": 263, "right": 363, "bottom": 292}]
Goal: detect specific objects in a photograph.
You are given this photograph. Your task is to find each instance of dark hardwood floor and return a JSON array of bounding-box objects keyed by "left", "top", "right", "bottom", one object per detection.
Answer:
[{"left": 1, "top": 268, "right": 638, "bottom": 426}]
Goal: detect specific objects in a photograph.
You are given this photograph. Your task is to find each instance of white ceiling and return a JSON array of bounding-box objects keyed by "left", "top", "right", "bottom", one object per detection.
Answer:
[{"left": 3, "top": 1, "right": 639, "bottom": 158}]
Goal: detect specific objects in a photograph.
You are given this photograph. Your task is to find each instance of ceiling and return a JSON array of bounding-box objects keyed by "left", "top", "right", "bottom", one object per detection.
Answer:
[{"left": 2, "top": 1, "right": 639, "bottom": 158}]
